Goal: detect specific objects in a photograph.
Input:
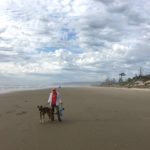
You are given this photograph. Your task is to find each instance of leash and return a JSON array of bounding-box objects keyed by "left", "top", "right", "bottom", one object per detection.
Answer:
[{"left": 44, "top": 103, "right": 50, "bottom": 107}]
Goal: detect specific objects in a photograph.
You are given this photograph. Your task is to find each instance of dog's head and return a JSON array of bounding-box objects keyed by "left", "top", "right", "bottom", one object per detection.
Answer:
[{"left": 37, "top": 105, "right": 43, "bottom": 111}]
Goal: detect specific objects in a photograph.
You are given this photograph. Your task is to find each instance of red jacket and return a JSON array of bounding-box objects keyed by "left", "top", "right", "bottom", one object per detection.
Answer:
[{"left": 52, "top": 91, "right": 57, "bottom": 105}]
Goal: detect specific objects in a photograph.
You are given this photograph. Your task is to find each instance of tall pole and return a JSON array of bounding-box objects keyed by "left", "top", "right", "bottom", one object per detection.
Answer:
[{"left": 139, "top": 67, "right": 143, "bottom": 77}]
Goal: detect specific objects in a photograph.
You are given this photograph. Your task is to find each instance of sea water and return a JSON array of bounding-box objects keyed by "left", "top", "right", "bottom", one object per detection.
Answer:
[{"left": 0, "top": 84, "right": 54, "bottom": 94}]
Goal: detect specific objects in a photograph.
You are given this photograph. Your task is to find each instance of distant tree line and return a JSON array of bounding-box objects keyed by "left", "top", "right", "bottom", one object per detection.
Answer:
[{"left": 101, "top": 68, "right": 150, "bottom": 86}]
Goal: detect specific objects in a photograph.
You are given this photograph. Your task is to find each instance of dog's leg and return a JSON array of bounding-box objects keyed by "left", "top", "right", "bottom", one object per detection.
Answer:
[
  {"left": 41, "top": 113, "right": 43, "bottom": 123},
  {"left": 48, "top": 112, "right": 51, "bottom": 121},
  {"left": 43, "top": 113, "right": 45, "bottom": 123},
  {"left": 40, "top": 112, "right": 42, "bottom": 123}
]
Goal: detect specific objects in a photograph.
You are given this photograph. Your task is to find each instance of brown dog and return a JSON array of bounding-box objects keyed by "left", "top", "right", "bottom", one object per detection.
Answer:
[{"left": 37, "top": 105, "right": 52, "bottom": 123}]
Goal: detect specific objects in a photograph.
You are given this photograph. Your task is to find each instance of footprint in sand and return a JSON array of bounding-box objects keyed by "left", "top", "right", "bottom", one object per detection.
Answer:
[
  {"left": 16, "top": 111, "right": 27, "bottom": 115},
  {"left": 6, "top": 110, "right": 16, "bottom": 114},
  {"left": 24, "top": 100, "right": 30, "bottom": 103},
  {"left": 14, "top": 105, "right": 22, "bottom": 109}
]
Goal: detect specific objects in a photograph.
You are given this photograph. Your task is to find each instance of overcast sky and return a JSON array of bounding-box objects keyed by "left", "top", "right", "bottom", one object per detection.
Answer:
[{"left": 0, "top": 0, "right": 150, "bottom": 85}]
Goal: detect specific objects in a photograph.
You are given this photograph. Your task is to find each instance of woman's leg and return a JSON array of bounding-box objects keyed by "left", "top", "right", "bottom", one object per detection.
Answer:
[
  {"left": 56, "top": 106, "right": 61, "bottom": 122},
  {"left": 51, "top": 105, "right": 55, "bottom": 121}
]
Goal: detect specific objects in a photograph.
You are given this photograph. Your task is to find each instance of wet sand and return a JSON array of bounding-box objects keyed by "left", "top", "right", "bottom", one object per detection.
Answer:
[{"left": 0, "top": 87, "right": 150, "bottom": 150}]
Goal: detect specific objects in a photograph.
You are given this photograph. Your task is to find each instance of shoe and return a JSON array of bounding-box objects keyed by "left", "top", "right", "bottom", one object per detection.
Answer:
[{"left": 58, "top": 118, "right": 62, "bottom": 122}]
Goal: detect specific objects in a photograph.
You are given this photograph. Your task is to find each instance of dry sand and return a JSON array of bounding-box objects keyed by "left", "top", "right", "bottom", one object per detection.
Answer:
[{"left": 0, "top": 87, "right": 150, "bottom": 150}]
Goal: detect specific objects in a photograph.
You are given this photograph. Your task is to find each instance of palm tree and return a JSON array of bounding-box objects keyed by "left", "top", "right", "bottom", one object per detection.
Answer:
[{"left": 119, "top": 73, "right": 126, "bottom": 82}]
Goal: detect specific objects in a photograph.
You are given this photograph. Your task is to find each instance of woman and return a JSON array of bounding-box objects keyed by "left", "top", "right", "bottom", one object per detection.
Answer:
[{"left": 48, "top": 88, "right": 62, "bottom": 121}]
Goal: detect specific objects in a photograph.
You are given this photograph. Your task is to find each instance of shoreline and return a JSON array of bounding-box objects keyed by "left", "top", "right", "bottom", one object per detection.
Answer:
[
  {"left": 0, "top": 87, "right": 48, "bottom": 94},
  {"left": 94, "top": 86, "right": 150, "bottom": 91},
  {"left": 0, "top": 85, "right": 150, "bottom": 95}
]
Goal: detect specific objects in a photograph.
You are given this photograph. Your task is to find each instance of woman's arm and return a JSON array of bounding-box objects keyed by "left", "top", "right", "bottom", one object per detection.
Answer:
[{"left": 48, "top": 93, "right": 52, "bottom": 105}]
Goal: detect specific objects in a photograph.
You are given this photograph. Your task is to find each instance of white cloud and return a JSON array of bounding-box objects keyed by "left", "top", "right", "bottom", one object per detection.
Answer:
[{"left": 0, "top": 0, "right": 150, "bottom": 85}]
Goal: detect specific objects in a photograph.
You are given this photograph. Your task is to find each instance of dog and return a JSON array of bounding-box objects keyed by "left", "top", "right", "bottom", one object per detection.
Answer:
[{"left": 37, "top": 105, "right": 52, "bottom": 123}]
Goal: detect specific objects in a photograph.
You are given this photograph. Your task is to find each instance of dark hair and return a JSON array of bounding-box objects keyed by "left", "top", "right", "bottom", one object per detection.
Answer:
[{"left": 52, "top": 88, "right": 56, "bottom": 91}]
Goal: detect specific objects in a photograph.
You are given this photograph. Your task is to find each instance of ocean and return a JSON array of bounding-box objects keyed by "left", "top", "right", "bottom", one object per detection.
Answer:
[{"left": 0, "top": 84, "right": 56, "bottom": 94}]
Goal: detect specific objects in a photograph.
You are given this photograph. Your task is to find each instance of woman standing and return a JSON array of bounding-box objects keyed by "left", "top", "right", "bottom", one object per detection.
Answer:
[{"left": 48, "top": 88, "right": 62, "bottom": 121}]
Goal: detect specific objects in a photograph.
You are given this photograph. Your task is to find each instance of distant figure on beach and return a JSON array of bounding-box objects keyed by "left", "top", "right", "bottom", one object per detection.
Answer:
[{"left": 48, "top": 88, "right": 63, "bottom": 121}]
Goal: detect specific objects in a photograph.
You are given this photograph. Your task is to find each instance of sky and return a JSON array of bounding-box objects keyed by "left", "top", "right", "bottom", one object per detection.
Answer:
[{"left": 0, "top": 0, "right": 150, "bottom": 86}]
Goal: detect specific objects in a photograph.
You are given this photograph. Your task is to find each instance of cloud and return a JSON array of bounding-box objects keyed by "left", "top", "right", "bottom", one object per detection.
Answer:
[{"left": 0, "top": 0, "right": 150, "bottom": 85}]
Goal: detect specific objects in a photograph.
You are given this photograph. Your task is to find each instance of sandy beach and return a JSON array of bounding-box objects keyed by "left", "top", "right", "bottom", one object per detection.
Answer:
[{"left": 0, "top": 87, "right": 150, "bottom": 150}]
